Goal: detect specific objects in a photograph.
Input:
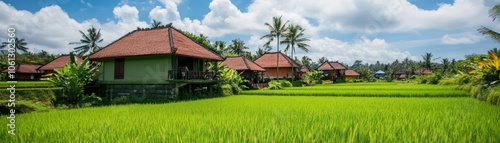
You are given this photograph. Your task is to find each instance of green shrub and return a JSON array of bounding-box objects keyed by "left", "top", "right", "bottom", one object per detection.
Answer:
[
  {"left": 487, "top": 87, "right": 500, "bottom": 105},
  {"left": 438, "top": 78, "right": 457, "bottom": 86},
  {"left": 77, "top": 93, "right": 103, "bottom": 107},
  {"left": 292, "top": 80, "right": 303, "bottom": 87},
  {"left": 111, "top": 96, "right": 130, "bottom": 105},
  {"left": 0, "top": 100, "right": 51, "bottom": 115},
  {"left": 0, "top": 88, "right": 61, "bottom": 106},
  {"left": 268, "top": 80, "right": 283, "bottom": 90},
  {"left": 220, "top": 84, "right": 233, "bottom": 96},
  {"left": 279, "top": 80, "right": 293, "bottom": 87}
]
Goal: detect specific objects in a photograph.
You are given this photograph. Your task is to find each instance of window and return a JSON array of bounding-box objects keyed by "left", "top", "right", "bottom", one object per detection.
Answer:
[{"left": 114, "top": 58, "right": 125, "bottom": 79}]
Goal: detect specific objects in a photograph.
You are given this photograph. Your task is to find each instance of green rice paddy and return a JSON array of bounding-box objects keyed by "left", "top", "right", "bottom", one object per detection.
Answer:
[{"left": 1, "top": 83, "right": 499, "bottom": 142}]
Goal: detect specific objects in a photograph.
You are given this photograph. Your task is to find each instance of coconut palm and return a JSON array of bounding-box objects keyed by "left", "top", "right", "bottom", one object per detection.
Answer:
[
  {"left": 478, "top": 4, "right": 500, "bottom": 42},
  {"left": 69, "top": 27, "right": 104, "bottom": 57},
  {"left": 261, "top": 16, "right": 289, "bottom": 78},
  {"left": 281, "top": 24, "right": 310, "bottom": 79},
  {"left": 422, "top": 52, "right": 433, "bottom": 70},
  {"left": 214, "top": 41, "right": 228, "bottom": 57},
  {"left": 0, "top": 37, "right": 29, "bottom": 53},
  {"left": 228, "top": 39, "right": 249, "bottom": 56},
  {"left": 151, "top": 19, "right": 162, "bottom": 28}
]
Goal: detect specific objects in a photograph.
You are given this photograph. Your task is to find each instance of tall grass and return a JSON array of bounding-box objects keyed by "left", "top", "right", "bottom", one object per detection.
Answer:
[{"left": 1, "top": 96, "right": 499, "bottom": 142}]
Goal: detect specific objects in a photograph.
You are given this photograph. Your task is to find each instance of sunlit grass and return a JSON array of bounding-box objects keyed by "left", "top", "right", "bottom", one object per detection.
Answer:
[{"left": 1, "top": 96, "right": 499, "bottom": 142}]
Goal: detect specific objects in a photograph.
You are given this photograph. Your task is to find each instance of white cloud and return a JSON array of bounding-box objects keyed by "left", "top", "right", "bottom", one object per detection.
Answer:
[
  {"left": 304, "top": 37, "right": 417, "bottom": 64},
  {"left": 441, "top": 33, "right": 483, "bottom": 45},
  {"left": 0, "top": 2, "right": 147, "bottom": 54}
]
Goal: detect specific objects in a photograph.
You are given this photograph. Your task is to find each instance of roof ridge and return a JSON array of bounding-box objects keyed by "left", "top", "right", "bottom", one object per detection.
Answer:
[
  {"left": 171, "top": 26, "right": 224, "bottom": 61},
  {"left": 241, "top": 56, "right": 251, "bottom": 70}
]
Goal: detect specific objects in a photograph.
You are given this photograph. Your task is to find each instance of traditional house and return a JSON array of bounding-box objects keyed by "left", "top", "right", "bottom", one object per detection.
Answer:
[
  {"left": 2, "top": 64, "right": 42, "bottom": 80},
  {"left": 393, "top": 71, "right": 408, "bottom": 80},
  {"left": 317, "top": 61, "right": 346, "bottom": 82},
  {"left": 37, "top": 55, "right": 83, "bottom": 75},
  {"left": 89, "top": 25, "right": 223, "bottom": 100},
  {"left": 374, "top": 70, "right": 386, "bottom": 78},
  {"left": 345, "top": 69, "right": 360, "bottom": 80},
  {"left": 415, "top": 69, "right": 432, "bottom": 75},
  {"left": 254, "top": 52, "right": 300, "bottom": 79},
  {"left": 297, "top": 65, "right": 310, "bottom": 79},
  {"left": 222, "top": 56, "right": 266, "bottom": 84}
]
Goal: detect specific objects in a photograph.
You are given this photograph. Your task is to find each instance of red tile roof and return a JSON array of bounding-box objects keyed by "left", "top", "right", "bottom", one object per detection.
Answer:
[
  {"left": 2, "top": 64, "right": 41, "bottom": 73},
  {"left": 345, "top": 69, "right": 360, "bottom": 76},
  {"left": 254, "top": 52, "right": 300, "bottom": 68},
  {"left": 317, "top": 61, "right": 346, "bottom": 70},
  {"left": 300, "top": 65, "right": 309, "bottom": 72},
  {"left": 37, "top": 55, "right": 83, "bottom": 71},
  {"left": 222, "top": 56, "right": 265, "bottom": 71},
  {"left": 89, "top": 25, "right": 223, "bottom": 61}
]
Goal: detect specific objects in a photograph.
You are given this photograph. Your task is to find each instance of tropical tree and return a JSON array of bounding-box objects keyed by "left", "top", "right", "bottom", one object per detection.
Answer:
[
  {"left": 228, "top": 39, "right": 249, "bottom": 56},
  {"left": 441, "top": 58, "right": 450, "bottom": 75},
  {"left": 281, "top": 24, "right": 310, "bottom": 79},
  {"left": 69, "top": 27, "right": 104, "bottom": 57},
  {"left": 0, "top": 37, "right": 29, "bottom": 53},
  {"left": 151, "top": 19, "right": 162, "bottom": 28},
  {"left": 255, "top": 47, "right": 267, "bottom": 59},
  {"left": 48, "top": 52, "right": 98, "bottom": 105},
  {"left": 478, "top": 4, "right": 500, "bottom": 42},
  {"left": 261, "top": 16, "right": 289, "bottom": 78},
  {"left": 422, "top": 52, "right": 433, "bottom": 70},
  {"left": 301, "top": 56, "right": 312, "bottom": 68},
  {"left": 318, "top": 57, "right": 328, "bottom": 64},
  {"left": 214, "top": 41, "right": 228, "bottom": 57}
]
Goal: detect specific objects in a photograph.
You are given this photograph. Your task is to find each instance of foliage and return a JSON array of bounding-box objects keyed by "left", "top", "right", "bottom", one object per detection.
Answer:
[
  {"left": 220, "top": 84, "right": 234, "bottom": 96},
  {"left": 69, "top": 27, "right": 104, "bottom": 57},
  {"left": 278, "top": 80, "right": 293, "bottom": 87},
  {"left": 3, "top": 96, "right": 499, "bottom": 142},
  {"left": 281, "top": 24, "right": 310, "bottom": 79},
  {"left": 417, "top": 73, "right": 443, "bottom": 84},
  {"left": 227, "top": 39, "right": 249, "bottom": 56},
  {"left": 267, "top": 80, "right": 282, "bottom": 90},
  {"left": 183, "top": 31, "right": 218, "bottom": 54},
  {"left": 0, "top": 51, "right": 57, "bottom": 72},
  {"left": 242, "top": 83, "right": 466, "bottom": 97},
  {"left": 262, "top": 16, "right": 289, "bottom": 78},
  {"left": 111, "top": 96, "right": 130, "bottom": 105},
  {"left": 0, "top": 100, "right": 51, "bottom": 115},
  {"left": 291, "top": 80, "right": 303, "bottom": 87},
  {"left": 302, "top": 71, "right": 323, "bottom": 85},
  {"left": 48, "top": 53, "right": 97, "bottom": 105},
  {"left": 151, "top": 19, "right": 162, "bottom": 28},
  {"left": 0, "top": 88, "right": 61, "bottom": 106},
  {"left": 0, "top": 37, "right": 29, "bottom": 53},
  {"left": 209, "top": 62, "right": 244, "bottom": 95}
]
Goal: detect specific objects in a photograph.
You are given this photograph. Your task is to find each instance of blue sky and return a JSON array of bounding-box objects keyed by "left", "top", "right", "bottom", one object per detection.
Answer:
[{"left": 0, "top": 0, "right": 498, "bottom": 65}]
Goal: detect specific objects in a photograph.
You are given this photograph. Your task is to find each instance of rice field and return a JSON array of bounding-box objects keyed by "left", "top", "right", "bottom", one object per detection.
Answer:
[
  {"left": 1, "top": 83, "right": 498, "bottom": 142},
  {"left": 242, "top": 82, "right": 468, "bottom": 97}
]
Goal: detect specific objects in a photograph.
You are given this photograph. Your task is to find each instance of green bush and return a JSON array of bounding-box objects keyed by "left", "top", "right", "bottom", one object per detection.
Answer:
[
  {"left": 221, "top": 84, "right": 233, "bottom": 96},
  {"left": 487, "top": 87, "right": 500, "bottom": 105},
  {"left": 111, "top": 96, "right": 130, "bottom": 105},
  {"left": 0, "top": 100, "right": 51, "bottom": 115},
  {"left": 77, "top": 93, "right": 102, "bottom": 107},
  {"left": 279, "top": 80, "right": 293, "bottom": 87},
  {"left": 292, "top": 80, "right": 303, "bottom": 87},
  {"left": 0, "top": 88, "right": 61, "bottom": 106},
  {"left": 268, "top": 80, "right": 283, "bottom": 90}
]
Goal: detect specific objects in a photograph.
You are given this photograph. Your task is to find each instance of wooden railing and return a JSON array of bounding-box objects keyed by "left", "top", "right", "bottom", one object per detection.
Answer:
[{"left": 168, "top": 70, "right": 216, "bottom": 80}]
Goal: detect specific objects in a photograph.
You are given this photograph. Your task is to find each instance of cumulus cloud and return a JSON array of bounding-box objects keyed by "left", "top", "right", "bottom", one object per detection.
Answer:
[
  {"left": 304, "top": 37, "right": 416, "bottom": 64},
  {"left": 0, "top": 2, "right": 147, "bottom": 54},
  {"left": 441, "top": 33, "right": 483, "bottom": 45}
]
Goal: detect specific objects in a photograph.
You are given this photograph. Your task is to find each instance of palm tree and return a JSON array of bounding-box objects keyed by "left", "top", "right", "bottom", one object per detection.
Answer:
[
  {"left": 441, "top": 58, "right": 450, "bottom": 75},
  {"left": 69, "top": 27, "right": 104, "bottom": 57},
  {"left": 255, "top": 47, "right": 267, "bottom": 58},
  {"left": 1, "top": 37, "right": 29, "bottom": 53},
  {"left": 301, "top": 56, "right": 312, "bottom": 68},
  {"left": 422, "top": 52, "right": 433, "bottom": 71},
  {"left": 261, "top": 16, "right": 289, "bottom": 78},
  {"left": 151, "top": 19, "right": 162, "bottom": 28},
  {"left": 318, "top": 57, "right": 328, "bottom": 64},
  {"left": 281, "top": 24, "right": 310, "bottom": 79},
  {"left": 478, "top": 4, "right": 500, "bottom": 42},
  {"left": 228, "top": 39, "right": 249, "bottom": 56},
  {"left": 214, "top": 41, "right": 228, "bottom": 57}
]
